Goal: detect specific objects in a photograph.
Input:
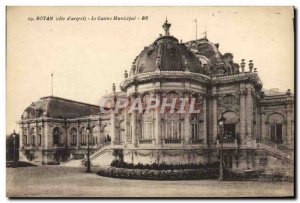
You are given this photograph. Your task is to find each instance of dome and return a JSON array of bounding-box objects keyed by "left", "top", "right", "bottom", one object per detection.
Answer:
[
  {"left": 130, "top": 19, "right": 202, "bottom": 75},
  {"left": 186, "top": 37, "right": 223, "bottom": 65}
]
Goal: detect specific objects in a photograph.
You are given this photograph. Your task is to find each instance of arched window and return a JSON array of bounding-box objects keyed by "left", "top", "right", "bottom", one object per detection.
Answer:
[
  {"left": 268, "top": 113, "right": 284, "bottom": 144},
  {"left": 222, "top": 111, "right": 237, "bottom": 140},
  {"left": 80, "top": 127, "right": 86, "bottom": 145},
  {"left": 70, "top": 128, "right": 77, "bottom": 146},
  {"left": 191, "top": 113, "right": 199, "bottom": 140},
  {"left": 53, "top": 127, "right": 61, "bottom": 145}
]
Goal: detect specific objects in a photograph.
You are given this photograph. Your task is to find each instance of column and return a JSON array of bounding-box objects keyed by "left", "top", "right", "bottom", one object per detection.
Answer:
[
  {"left": 124, "top": 107, "right": 128, "bottom": 145},
  {"left": 44, "top": 122, "right": 49, "bottom": 149},
  {"left": 286, "top": 110, "right": 292, "bottom": 145},
  {"left": 184, "top": 93, "right": 190, "bottom": 145},
  {"left": 111, "top": 112, "right": 116, "bottom": 145},
  {"left": 132, "top": 110, "right": 137, "bottom": 147},
  {"left": 66, "top": 124, "right": 70, "bottom": 147},
  {"left": 246, "top": 87, "right": 253, "bottom": 140},
  {"left": 260, "top": 112, "right": 266, "bottom": 140},
  {"left": 27, "top": 123, "right": 31, "bottom": 146},
  {"left": 202, "top": 96, "right": 207, "bottom": 146},
  {"left": 19, "top": 124, "right": 24, "bottom": 147},
  {"left": 41, "top": 122, "right": 45, "bottom": 148},
  {"left": 155, "top": 92, "right": 161, "bottom": 145},
  {"left": 77, "top": 122, "right": 80, "bottom": 147},
  {"left": 212, "top": 94, "right": 218, "bottom": 144},
  {"left": 35, "top": 123, "right": 38, "bottom": 147},
  {"left": 239, "top": 89, "right": 246, "bottom": 144}
]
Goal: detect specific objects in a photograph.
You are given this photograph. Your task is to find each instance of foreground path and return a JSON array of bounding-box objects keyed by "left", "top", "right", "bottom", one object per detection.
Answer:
[{"left": 7, "top": 166, "right": 294, "bottom": 198}]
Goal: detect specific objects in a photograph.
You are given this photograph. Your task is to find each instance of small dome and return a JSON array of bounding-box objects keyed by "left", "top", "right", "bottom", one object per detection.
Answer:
[
  {"left": 131, "top": 19, "right": 202, "bottom": 75},
  {"left": 186, "top": 37, "right": 223, "bottom": 65}
]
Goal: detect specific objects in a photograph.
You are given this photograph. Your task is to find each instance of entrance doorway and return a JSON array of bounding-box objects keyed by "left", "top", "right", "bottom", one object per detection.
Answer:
[{"left": 224, "top": 124, "right": 235, "bottom": 138}]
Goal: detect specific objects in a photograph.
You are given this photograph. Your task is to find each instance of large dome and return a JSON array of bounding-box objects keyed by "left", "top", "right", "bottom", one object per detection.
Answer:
[{"left": 130, "top": 19, "right": 202, "bottom": 75}]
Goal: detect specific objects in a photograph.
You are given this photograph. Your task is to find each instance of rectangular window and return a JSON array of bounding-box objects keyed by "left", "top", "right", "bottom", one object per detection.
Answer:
[
  {"left": 38, "top": 134, "right": 42, "bottom": 146},
  {"left": 191, "top": 123, "right": 199, "bottom": 140},
  {"left": 32, "top": 136, "right": 35, "bottom": 146}
]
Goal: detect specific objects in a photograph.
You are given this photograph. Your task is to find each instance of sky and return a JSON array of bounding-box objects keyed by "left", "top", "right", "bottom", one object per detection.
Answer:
[{"left": 6, "top": 6, "right": 294, "bottom": 133}]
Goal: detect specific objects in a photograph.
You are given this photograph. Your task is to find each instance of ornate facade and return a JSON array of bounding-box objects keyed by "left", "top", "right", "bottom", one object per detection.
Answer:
[{"left": 18, "top": 20, "right": 294, "bottom": 174}]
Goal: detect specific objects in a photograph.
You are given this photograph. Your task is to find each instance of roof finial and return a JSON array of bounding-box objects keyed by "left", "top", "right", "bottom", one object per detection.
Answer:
[
  {"left": 112, "top": 83, "right": 116, "bottom": 93},
  {"left": 162, "top": 17, "right": 171, "bottom": 36}
]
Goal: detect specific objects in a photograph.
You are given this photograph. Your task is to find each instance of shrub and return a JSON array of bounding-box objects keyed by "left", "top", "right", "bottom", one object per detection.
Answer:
[
  {"left": 111, "top": 159, "right": 219, "bottom": 171},
  {"left": 97, "top": 166, "right": 219, "bottom": 180}
]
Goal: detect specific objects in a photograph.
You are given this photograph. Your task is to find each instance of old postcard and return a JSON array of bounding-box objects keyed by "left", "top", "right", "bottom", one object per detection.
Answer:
[{"left": 6, "top": 6, "right": 295, "bottom": 198}]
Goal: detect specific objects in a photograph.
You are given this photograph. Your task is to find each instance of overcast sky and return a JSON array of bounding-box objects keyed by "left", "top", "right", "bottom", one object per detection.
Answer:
[{"left": 7, "top": 7, "right": 294, "bottom": 133}]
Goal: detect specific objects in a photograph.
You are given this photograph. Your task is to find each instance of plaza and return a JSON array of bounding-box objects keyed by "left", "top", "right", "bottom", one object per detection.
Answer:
[{"left": 6, "top": 166, "right": 294, "bottom": 198}]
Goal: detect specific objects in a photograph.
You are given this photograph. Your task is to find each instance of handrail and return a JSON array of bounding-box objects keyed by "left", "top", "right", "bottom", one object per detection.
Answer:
[
  {"left": 82, "top": 142, "right": 112, "bottom": 162},
  {"left": 256, "top": 138, "right": 293, "bottom": 161}
]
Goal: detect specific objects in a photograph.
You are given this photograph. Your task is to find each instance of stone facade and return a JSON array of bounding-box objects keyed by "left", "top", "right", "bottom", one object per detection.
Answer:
[{"left": 18, "top": 20, "right": 294, "bottom": 174}]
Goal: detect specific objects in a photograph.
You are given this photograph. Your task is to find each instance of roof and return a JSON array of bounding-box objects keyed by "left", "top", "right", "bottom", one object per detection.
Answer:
[
  {"left": 130, "top": 21, "right": 202, "bottom": 75},
  {"left": 22, "top": 96, "right": 100, "bottom": 119},
  {"left": 185, "top": 37, "right": 223, "bottom": 65}
]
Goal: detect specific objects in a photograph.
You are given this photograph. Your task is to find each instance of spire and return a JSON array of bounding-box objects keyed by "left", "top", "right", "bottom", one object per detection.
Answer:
[{"left": 162, "top": 17, "right": 171, "bottom": 36}]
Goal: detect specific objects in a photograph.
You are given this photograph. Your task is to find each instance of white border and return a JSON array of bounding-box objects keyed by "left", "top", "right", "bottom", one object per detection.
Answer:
[{"left": 1, "top": 1, "right": 298, "bottom": 203}]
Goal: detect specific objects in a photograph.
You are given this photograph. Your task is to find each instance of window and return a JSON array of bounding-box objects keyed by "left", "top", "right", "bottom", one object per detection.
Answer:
[
  {"left": 53, "top": 127, "right": 61, "bottom": 145},
  {"left": 80, "top": 127, "right": 86, "bottom": 145},
  {"left": 164, "top": 121, "right": 181, "bottom": 139},
  {"left": 142, "top": 122, "right": 153, "bottom": 139},
  {"left": 70, "top": 128, "right": 77, "bottom": 146},
  {"left": 270, "top": 124, "right": 283, "bottom": 144},
  {"left": 222, "top": 95, "right": 236, "bottom": 105},
  {"left": 38, "top": 134, "right": 42, "bottom": 147},
  {"left": 191, "top": 113, "right": 199, "bottom": 140}
]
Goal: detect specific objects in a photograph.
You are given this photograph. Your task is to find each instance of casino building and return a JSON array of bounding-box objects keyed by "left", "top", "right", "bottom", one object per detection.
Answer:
[{"left": 18, "top": 20, "right": 294, "bottom": 174}]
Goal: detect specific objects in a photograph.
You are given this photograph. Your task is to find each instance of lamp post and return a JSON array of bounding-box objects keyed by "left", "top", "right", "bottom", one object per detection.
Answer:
[
  {"left": 218, "top": 116, "right": 226, "bottom": 181},
  {"left": 86, "top": 121, "right": 91, "bottom": 173},
  {"left": 12, "top": 130, "right": 18, "bottom": 168}
]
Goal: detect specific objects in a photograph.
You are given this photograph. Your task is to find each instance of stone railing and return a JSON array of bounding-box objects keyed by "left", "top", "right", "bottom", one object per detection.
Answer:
[
  {"left": 255, "top": 138, "right": 293, "bottom": 160},
  {"left": 82, "top": 142, "right": 112, "bottom": 163},
  {"left": 113, "top": 141, "right": 124, "bottom": 145},
  {"left": 216, "top": 138, "right": 238, "bottom": 148},
  {"left": 138, "top": 139, "right": 154, "bottom": 144},
  {"left": 190, "top": 139, "right": 204, "bottom": 144},
  {"left": 163, "top": 139, "right": 183, "bottom": 144}
]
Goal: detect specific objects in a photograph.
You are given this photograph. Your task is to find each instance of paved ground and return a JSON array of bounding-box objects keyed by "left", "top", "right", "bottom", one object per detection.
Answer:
[{"left": 6, "top": 166, "right": 294, "bottom": 198}]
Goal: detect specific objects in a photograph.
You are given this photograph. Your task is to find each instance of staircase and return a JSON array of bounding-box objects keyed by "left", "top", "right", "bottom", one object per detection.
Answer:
[
  {"left": 61, "top": 142, "right": 112, "bottom": 167},
  {"left": 81, "top": 142, "right": 112, "bottom": 164},
  {"left": 255, "top": 139, "right": 293, "bottom": 163}
]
